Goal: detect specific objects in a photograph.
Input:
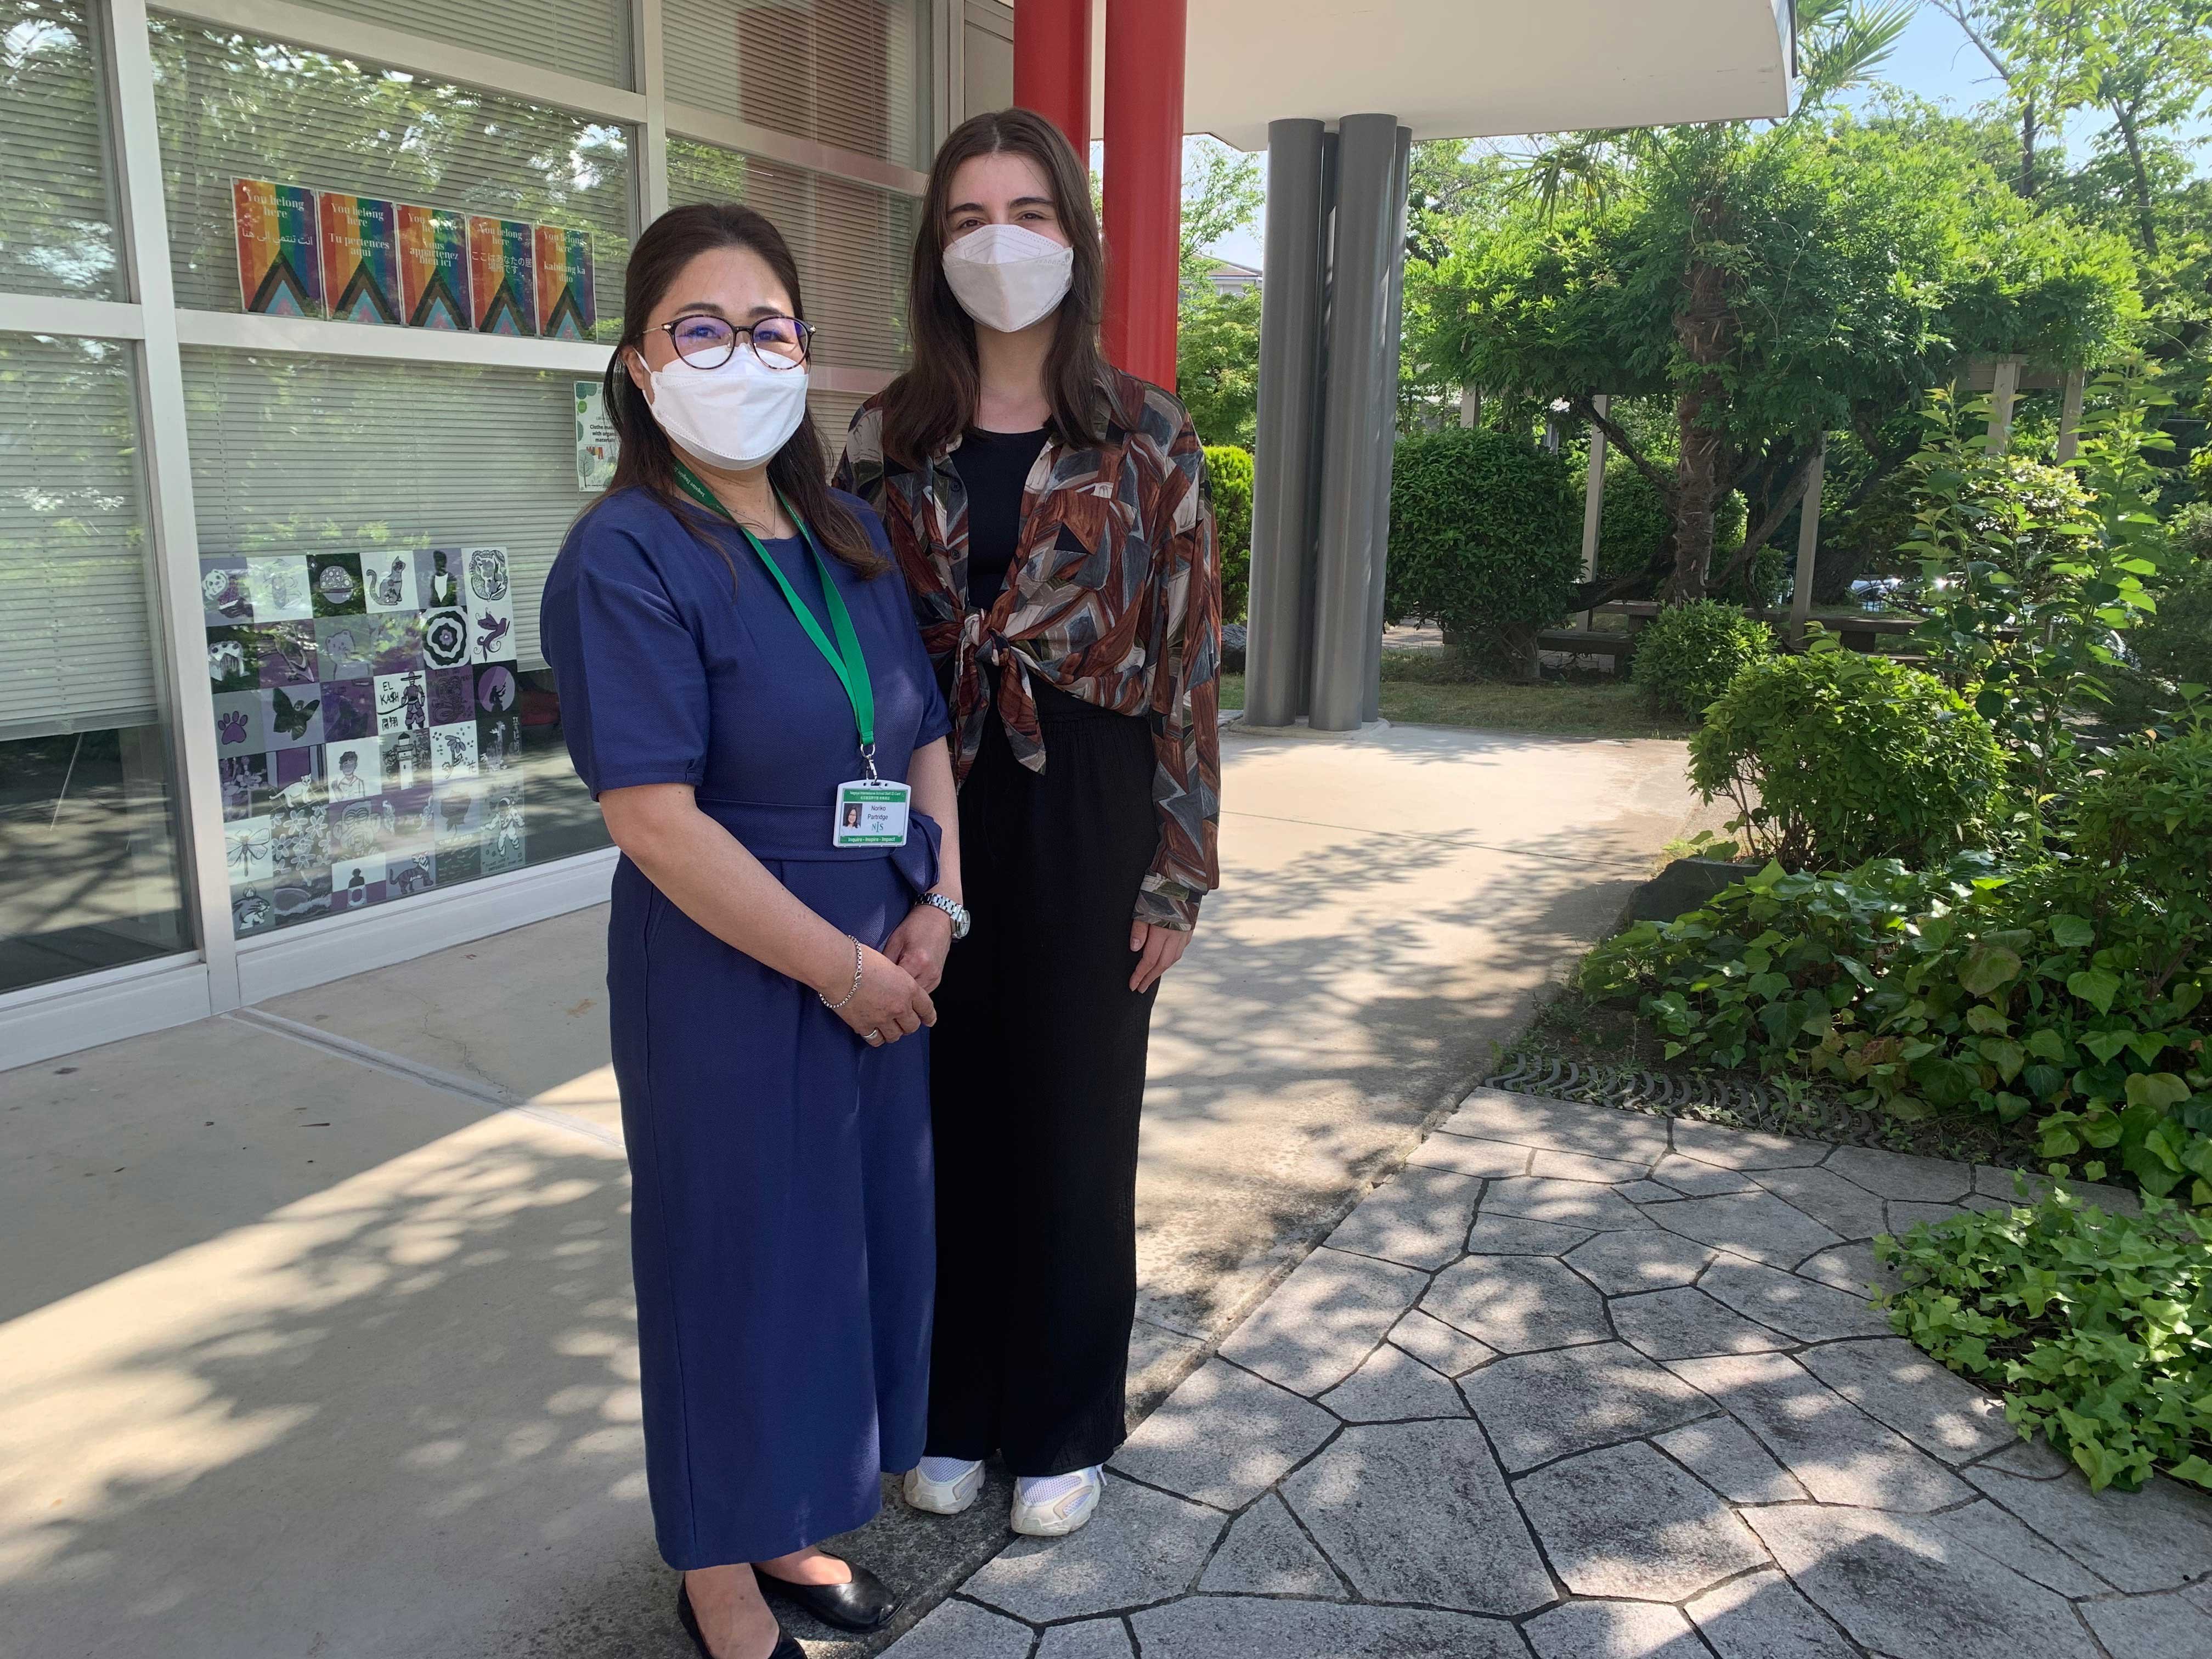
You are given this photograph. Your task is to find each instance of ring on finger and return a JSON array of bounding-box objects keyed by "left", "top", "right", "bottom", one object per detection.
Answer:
[{"left": 865, "top": 1029, "right": 883, "bottom": 1045}]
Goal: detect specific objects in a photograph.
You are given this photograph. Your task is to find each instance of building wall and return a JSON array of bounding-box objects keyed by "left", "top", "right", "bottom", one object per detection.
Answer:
[{"left": 0, "top": 0, "right": 941, "bottom": 1066}]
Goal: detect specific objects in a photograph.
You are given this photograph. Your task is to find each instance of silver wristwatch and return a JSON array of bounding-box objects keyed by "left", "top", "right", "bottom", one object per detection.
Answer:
[{"left": 919, "top": 891, "right": 970, "bottom": 940}]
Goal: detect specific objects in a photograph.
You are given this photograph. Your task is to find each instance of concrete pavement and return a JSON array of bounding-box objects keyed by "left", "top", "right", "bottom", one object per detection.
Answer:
[
  {"left": 0, "top": 722, "right": 1709, "bottom": 1657},
  {"left": 887, "top": 1090, "right": 2212, "bottom": 1659}
]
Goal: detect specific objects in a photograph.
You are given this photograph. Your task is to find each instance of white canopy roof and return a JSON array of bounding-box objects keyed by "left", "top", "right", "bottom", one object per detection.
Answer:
[{"left": 1068, "top": 0, "right": 1797, "bottom": 150}]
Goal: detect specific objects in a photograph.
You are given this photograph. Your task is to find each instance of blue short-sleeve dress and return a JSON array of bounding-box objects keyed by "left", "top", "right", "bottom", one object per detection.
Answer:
[{"left": 541, "top": 484, "right": 951, "bottom": 1570}]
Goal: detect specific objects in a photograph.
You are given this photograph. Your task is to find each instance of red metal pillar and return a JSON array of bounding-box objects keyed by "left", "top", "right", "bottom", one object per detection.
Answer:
[
  {"left": 1014, "top": 0, "right": 1093, "bottom": 152},
  {"left": 1102, "top": 0, "right": 1185, "bottom": 389}
]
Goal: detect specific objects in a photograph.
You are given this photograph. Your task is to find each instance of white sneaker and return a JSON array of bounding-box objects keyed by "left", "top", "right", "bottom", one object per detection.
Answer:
[
  {"left": 1010, "top": 1467, "right": 1103, "bottom": 1537},
  {"left": 902, "top": 1457, "right": 985, "bottom": 1515}
]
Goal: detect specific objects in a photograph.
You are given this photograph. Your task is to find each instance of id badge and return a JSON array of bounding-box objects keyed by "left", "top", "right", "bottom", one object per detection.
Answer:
[{"left": 833, "top": 779, "right": 911, "bottom": 847}]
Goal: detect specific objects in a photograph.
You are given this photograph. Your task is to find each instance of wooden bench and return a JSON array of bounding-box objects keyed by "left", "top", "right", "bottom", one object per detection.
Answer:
[{"left": 1536, "top": 628, "right": 1637, "bottom": 661}]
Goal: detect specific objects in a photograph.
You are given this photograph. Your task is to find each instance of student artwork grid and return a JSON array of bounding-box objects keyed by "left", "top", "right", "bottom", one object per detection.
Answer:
[
  {"left": 233, "top": 178, "right": 595, "bottom": 341},
  {"left": 202, "top": 546, "right": 525, "bottom": 934}
]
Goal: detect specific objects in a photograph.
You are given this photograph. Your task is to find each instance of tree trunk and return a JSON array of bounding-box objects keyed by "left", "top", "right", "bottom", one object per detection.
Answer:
[
  {"left": 2113, "top": 103, "right": 2159, "bottom": 257},
  {"left": 1672, "top": 389, "right": 1722, "bottom": 601},
  {"left": 1670, "top": 230, "right": 1734, "bottom": 603}
]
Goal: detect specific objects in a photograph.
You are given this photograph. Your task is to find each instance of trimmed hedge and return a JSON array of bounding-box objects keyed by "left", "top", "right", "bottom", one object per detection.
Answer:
[
  {"left": 1689, "top": 646, "right": 2008, "bottom": 869},
  {"left": 1386, "top": 429, "right": 1581, "bottom": 669},
  {"left": 1630, "top": 600, "right": 1775, "bottom": 719},
  {"left": 1204, "top": 444, "right": 1254, "bottom": 623}
]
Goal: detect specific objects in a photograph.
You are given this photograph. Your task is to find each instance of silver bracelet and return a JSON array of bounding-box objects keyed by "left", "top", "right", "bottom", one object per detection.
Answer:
[{"left": 818, "top": 935, "right": 863, "bottom": 1011}]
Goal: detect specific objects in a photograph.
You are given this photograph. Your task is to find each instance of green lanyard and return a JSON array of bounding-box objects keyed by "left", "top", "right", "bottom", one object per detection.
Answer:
[{"left": 672, "top": 461, "right": 879, "bottom": 777}]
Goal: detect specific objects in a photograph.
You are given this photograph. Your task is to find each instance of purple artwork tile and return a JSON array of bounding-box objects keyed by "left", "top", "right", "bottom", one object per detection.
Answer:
[
  {"left": 427, "top": 666, "right": 474, "bottom": 726},
  {"left": 387, "top": 849, "right": 437, "bottom": 900},
  {"left": 201, "top": 557, "right": 253, "bottom": 626},
  {"left": 257, "top": 619, "right": 320, "bottom": 687},
  {"left": 315, "top": 617, "right": 374, "bottom": 681},
  {"left": 369, "top": 612, "right": 424, "bottom": 675},
  {"left": 272, "top": 865, "right": 332, "bottom": 926},
  {"left": 320, "top": 678, "right": 375, "bottom": 742},
  {"left": 263, "top": 682, "right": 324, "bottom": 751},
  {"left": 474, "top": 663, "right": 518, "bottom": 715}
]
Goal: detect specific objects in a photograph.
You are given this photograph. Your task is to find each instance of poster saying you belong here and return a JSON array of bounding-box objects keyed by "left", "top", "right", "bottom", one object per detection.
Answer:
[
  {"left": 233, "top": 178, "right": 596, "bottom": 341},
  {"left": 203, "top": 544, "right": 529, "bottom": 938}
]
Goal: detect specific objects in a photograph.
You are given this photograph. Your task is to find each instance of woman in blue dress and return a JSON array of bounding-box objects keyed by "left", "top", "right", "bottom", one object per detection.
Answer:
[{"left": 541, "top": 204, "right": 967, "bottom": 1659}]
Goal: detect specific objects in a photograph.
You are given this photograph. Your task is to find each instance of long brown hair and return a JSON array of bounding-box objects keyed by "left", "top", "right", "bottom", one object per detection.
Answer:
[
  {"left": 880, "top": 108, "right": 1107, "bottom": 467},
  {"left": 594, "top": 202, "right": 883, "bottom": 575}
]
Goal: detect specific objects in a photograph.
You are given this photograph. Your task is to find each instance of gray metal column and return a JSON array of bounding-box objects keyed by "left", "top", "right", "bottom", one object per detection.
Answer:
[
  {"left": 1244, "top": 119, "right": 1329, "bottom": 729},
  {"left": 1308, "top": 112, "right": 1399, "bottom": 731},
  {"left": 1362, "top": 123, "right": 1412, "bottom": 723}
]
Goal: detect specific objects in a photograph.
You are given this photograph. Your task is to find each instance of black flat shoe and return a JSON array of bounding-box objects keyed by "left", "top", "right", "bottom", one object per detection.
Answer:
[
  {"left": 675, "top": 1584, "right": 802, "bottom": 1659},
  {"left": 754, "top": 1560, "right": 899, "bottom": 1633}
]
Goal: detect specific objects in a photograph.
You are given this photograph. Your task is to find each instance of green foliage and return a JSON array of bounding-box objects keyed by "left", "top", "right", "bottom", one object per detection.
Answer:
[
  {"left": 1595, "top": 462, "right": 1746, "bottom": 580},
  {"left": 1630, "top": 600, "right": 1775, "bottom": 718},
  {"left": 1425, "top": 112, "right": 2137, "bottom": 586},
  {"left": 1877, "top": 1187, "right": 2212, "bottom": 1492},
  {"left": 1385, "top": 429, "right": 1582, "bottom": 667},
  {"left": 1900, "top": 375, "right": 2166, "bottom": 816},
  {"left": 1579, "top": 831, "right": 2212, "bottom": 1197},
  {"left": 1203, "top": 445, "right": 1254, "bottom": 623},
  {"left": 2072, "top": 718, "right": 2212, "bottom": 974},
  {"left": 1177, "top": 286, "right": 1261, "bottom": 449},
  {"left": 2133, "top": 561, "right": 2212, "bottom": 686},
  {"left": 1689, "top": 644, "right": 2008, "bottom": 869}
]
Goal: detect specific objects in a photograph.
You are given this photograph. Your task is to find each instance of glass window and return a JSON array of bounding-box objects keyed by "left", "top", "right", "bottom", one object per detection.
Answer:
[
  {"left": 287, "top": 0, "right": 634, "bottom": 91},
  {"left": 0, "top": 335, "right": 191, "bottom": 994},
  {"left": 180, "top": 348, "right": 612, "bottom": 934},
  {"left": 668, "top": 137, "right": 917, "bottom": 378},
  {"left": 663, "top": 0, "right": 932, "bottom": 171},
  {"left": 150, "top": 15, "right": 632, "bottom": 328},
  {"left": 0, "top": 0, "right": 123, "bottom": 299}
]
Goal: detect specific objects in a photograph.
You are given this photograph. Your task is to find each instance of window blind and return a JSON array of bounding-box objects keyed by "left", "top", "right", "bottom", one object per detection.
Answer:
[
  {"left": 663, "top": 0, "right": 930, "bottom": 171},
  {"left": 149, "top": 15, "right": 633, "bottom": 326},
  {"left": 0, "top": 336, "right": 158, "bottom": 742},
  {"left": 289, "top": 0, "right": 633, "bottom": 89},
  {"left": 182, "top": 349, "right": 588, "bottom": 673},
  {"left": 0, "top": 0, "right": 122, "bottom": 299},
  {"left": 668, "top": 137, "right": 917, "bottom": 375}
]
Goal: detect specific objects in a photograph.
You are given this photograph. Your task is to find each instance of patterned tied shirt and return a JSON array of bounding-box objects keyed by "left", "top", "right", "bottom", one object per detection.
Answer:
[{"left": 836, "top": 366, "right": 1222, "bottom": 930}]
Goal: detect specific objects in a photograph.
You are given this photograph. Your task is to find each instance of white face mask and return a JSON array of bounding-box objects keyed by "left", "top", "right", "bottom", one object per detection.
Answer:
[
  {"left": 640, "top": 349, "right": 811, "bottom": 472},
  {"left": 943, "top": 223, "right": 1074, "bottom": 334}
]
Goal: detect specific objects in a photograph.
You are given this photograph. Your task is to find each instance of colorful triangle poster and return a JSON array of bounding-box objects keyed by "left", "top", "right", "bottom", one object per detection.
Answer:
[
  {"left": 397, "top": 204, "right": 470, "bottom": 332},
  {"left": 233, "top": 179, "right": 324, "bottom": 318},
  {"left": 467, "top": 216, "right": 537, "bottom": 337},
  {"left": 318, "top": 193, "right": 401, "bottom": 325},
  {"left": 534, "top": 225, "right": 597, "bottom": 342}
]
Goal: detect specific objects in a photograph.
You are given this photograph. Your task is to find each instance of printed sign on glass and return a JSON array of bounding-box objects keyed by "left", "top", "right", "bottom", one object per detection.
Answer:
[
  {"left": 318, "top": 194, "right": 402, "bottom": 326},
  {"left": 468, "top": 217, "right": 537, "bottom": 337},
  {"left": 535, "top": 225, "right": 596, "bottom": 341},
  {"left": 233, "top": 179, "right": 324, "bottom": 317},
  {"left": 397, "top": 204, "right": 471, "bottom": 331}
]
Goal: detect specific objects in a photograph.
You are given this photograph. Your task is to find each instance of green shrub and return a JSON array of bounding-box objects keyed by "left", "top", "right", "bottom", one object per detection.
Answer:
[
  {"left": 2072, "top": 721, "right": 2212, "bottom": 964},
  {"left": 1204, "top": 444, "right": 1254, "bottom": 622},
  {"left": 1595, "top": 461, "right": 1747, "bottom": 581},
  {"left": 1878, "top": 1189, "right": 2212, "bottom": 1491},
  {"left": 1630, "top": 600, "right": 1775, "bottom": 718},
  {"left": 2165, "top": 500, "right": 2212, "bottom": 566},
  {"left": 1690, "top": 645, "right": 2008, "bottom": 870},
  {"left": 1386, "top": 429, "right": 1581, "bottom": 669},
  {"left": 2134, "top": 561, "right": 2212, "bottom": 689},
  {"left": 1579, "top": 847, "right": 2212, "bottom": 1198}
]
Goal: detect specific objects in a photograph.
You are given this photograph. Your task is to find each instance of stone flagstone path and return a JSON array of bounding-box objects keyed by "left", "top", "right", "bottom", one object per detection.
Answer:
[{"left": 880, "top": 1088, "right": 2212, "bottom": 1659}]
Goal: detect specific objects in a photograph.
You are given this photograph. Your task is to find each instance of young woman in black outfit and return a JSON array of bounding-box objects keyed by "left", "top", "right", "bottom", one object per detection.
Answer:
[{"left": 836, "top": 108, "right": 1222, "bottom": 1538}]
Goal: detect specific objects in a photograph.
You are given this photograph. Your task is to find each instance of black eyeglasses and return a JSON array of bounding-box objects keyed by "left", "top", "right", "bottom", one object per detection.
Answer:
[{"left": 654, "top": 312, "right": 814, "bottom": 371}]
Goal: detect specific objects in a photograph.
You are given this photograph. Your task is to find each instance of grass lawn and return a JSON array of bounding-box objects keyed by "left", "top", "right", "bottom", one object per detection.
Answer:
[{"left": 1217, "top": 672, "right": 1697, "bottom": 741}]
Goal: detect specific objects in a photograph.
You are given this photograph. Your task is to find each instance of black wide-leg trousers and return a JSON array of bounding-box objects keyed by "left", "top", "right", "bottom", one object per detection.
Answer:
[{"left": 924, "top": 681, "right": 1162, "bottom": 1477}]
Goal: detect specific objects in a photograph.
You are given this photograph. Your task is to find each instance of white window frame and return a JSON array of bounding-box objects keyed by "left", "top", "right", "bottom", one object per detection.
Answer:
[{"left": 0, "top": 0, "right": 925, "bottom": 1065}]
